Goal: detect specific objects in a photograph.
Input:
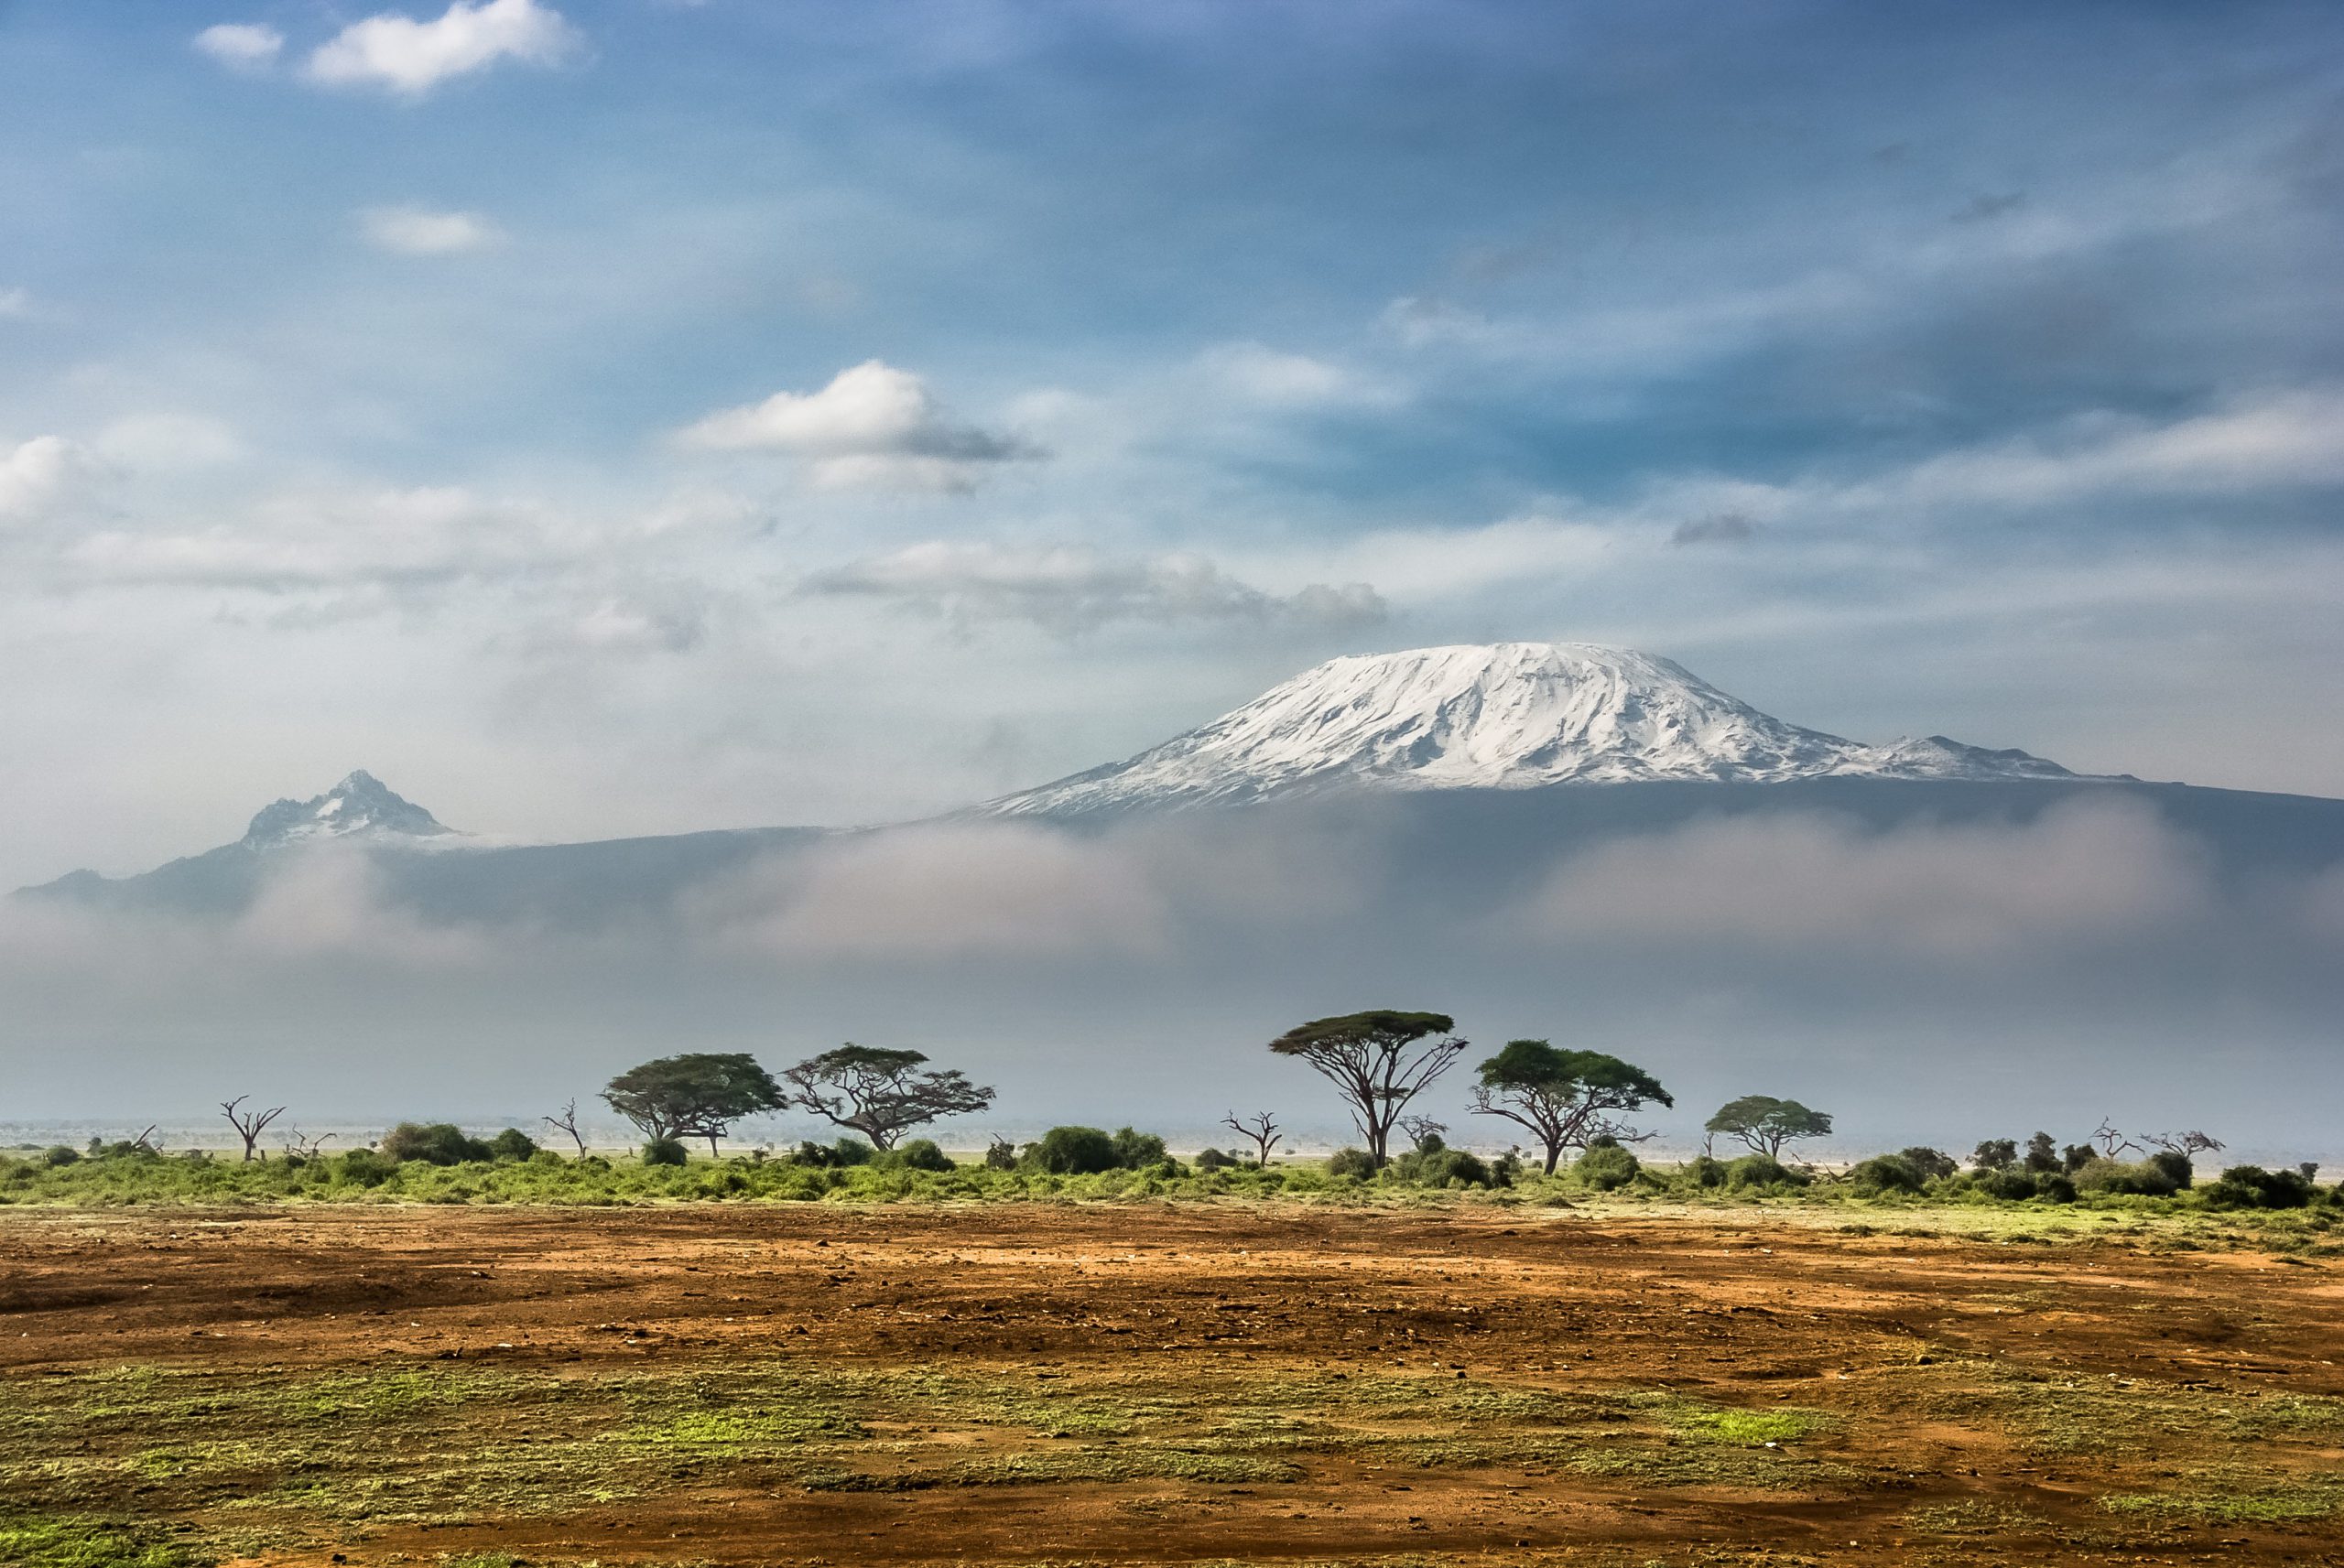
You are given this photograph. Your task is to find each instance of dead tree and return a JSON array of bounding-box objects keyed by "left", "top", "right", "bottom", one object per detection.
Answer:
[
  {"left": 1221, "top": 1111, "right": 1282, "bottom": 1167},
  {"left": 283, "top": 1129, "right": 334, "bottom": 1159},
  {"left": 2091, "top": 1118, "right": 2140, "bottom": 1159},
  {"left": 543, "top": 1098, "right": 589, "bottom": 1157},
  {"left": 1398, "top": 1113, "right": 1449, "bottom": 1152},
  {"left": 221, "top": 1097, "right": 286, "bottom": 1162},
  {"left": 125, "top": 1125, "right": 161, "bottom": 1154},
  {"left": 2143, "top": 1130, "right": 2225, "bottom": 1158}
]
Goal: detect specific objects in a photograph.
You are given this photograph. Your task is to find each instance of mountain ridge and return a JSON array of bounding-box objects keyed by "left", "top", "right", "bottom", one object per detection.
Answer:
[{"left": 978, "top": 642, "right": 2083, "bottom": 817}]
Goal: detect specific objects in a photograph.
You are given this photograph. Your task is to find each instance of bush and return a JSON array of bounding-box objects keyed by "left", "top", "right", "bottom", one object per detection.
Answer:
[
  {"left": 1848, "top": 1154, "right": 1926, "bottom": 1195},
  {"left": 1725, "top": 1152, "right": 1808, "bottom": 1189},
  {"left": 1971, "top": 1138, "right": 2018, "bottom": 1173},
  {"left": 1574, "top": 1143, "right": 1641, "bottom": 1191},
  {"left": 1899, "top": 1147, "right": 1959, "bottom": 1182},
  {"left": 2037, "top": 1173, "right": 2078, "bottom": 1204},
  {"left": 2203, "top": 1164, "right": 2317, "bottom": 1209},
  {"left": 1325, "top": 1148, "right": 1378, "bottom": 1180},
  {"left": 1965, "top": 1167, "right": 2037, "bottom": 1200},
  {"left": 641, "top": 1137, "right": 689, "bottom": 1167},
  {"left": 1028, "top": 1126, "right": 1119, "bottom": 1175},
  {"left": 1393, "top": 1145, "right": 1491, "bottom": 1187},
  {"left": 40, "top": 1145, "right": 80, "bottom": 1168},
  {"left": 1194, "top": 1147, "right": 1240, "bottom": 1172},
  {"left": 983, "top": 1137, "right": 1017, "bottom": 1171},
  {"left": 2146, "top": 1150, "right": 2194, "bottom": 1190},
  {"left": 792, "top": 1138, "right": 874, "bottom": 1168},
  {"left": 380, "top": 1123, "right": 494, "bottom": 1165},
  {"left": 486, "top": 1128, "right": 538, "bottom": 1162},
  {"left": 1687, "top": 1154, "right": 1728, "bottom": 1188},
  {"left": 883, "top": 1138, "right": 954, "bottom": 1173},
  {"left": 2074, "top": 1156, "right": 2181, "bottom": 1197},
  {"left": 1110, "top": 1127, "right": 1168, "bottom": 1169},
  {"left": 335, "top": 1148, "right": 395, "bottom": 1187}
]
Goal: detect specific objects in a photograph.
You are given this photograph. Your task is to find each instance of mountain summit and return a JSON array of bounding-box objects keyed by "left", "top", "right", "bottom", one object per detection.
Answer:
[
  {"left": 238, "top": 770, "right": 453, "bottom": 849},
  {"left": 982, "top": 642, "right": 2076, "bottom": 816}
]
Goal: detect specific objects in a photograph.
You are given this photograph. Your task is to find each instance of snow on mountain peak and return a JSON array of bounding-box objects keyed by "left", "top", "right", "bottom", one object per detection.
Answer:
[
  {"left": 982, "top": 642, "right": 2075, "bottom": 816},
  {"left": 239, "top": 770, "right": 454, "bottom": 849}
]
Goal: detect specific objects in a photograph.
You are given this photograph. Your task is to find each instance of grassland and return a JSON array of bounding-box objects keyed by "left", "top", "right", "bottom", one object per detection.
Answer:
[{"left": 4, "top": 1201, "right": 2343, "bottom": 1566}]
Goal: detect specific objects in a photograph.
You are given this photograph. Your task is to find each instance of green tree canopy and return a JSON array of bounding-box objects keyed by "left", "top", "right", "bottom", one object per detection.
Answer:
[
  {"left": 1268, "top": 1010, "right": 1466, "bottom": 1168},
  {"left": 780, "top": 1044, "right": 995, "bottom": 1151},
  {"left": 602, "top": 1052, "right": 784, "bottom": 1154},
  {"left": 1703, "top": 1095, "right": 1832, "bottom": 1159},
  {"left": 1469, "top": 1040, "right": 1673, "bottom": 1174}
]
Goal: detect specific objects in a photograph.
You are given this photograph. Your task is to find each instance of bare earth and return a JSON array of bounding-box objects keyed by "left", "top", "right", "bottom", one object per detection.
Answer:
[{"left": 4, "top": 1202, "right": 2342, "bottom": 1566}]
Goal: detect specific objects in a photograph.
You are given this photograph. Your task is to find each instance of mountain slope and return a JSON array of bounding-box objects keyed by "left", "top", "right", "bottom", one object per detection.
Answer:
[{"left": 981, "top": 643, "right": 2078, "bottom": 817}]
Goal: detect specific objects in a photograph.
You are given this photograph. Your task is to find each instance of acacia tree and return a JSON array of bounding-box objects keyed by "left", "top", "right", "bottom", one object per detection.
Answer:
[
  {"left": 1268, "top": 1011, "right": 1467, "bottom": 1168},
  {"left": 1221, "top": 1110, "right": 1282, "bottom": 1167},
  {"left": 221, "top": 1097, "right": 285, "bottom": 1162},
  {"left": 602, "top": 1052, "right": 785, "bottom": 1155},
  {"left": 1705, "top": 1095, "right": 1832, "bottom": 1160},
  {"left": 1469, "top": 1040, "right": 1673, "bottom": 1174},
  {"left": 781, "top": 1045, "right": 995, "bottom": 1151}
]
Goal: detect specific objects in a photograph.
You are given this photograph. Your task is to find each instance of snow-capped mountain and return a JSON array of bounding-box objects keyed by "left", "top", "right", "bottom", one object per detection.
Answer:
[
  {"left": 238, "top": 770, "right": 455, "bottom": 849},
  {"left": 982, "top": 643, "right": 2078, "bottom": 816}
]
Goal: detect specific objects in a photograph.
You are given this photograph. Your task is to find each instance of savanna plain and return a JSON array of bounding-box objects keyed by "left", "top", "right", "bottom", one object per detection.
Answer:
[{"left": 8, "top": 1190, "right": 2344, "bottom": 1568}]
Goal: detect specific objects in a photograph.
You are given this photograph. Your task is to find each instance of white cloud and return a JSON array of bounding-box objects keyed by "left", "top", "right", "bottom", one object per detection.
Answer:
[
  {"left": 678, "top": 360, "right": 1037, "bottom": 492},
  {"left": 807, "top": 541, "right": 1386, "bottom": 635},
  {"left": 304, "top": 0, "right": 580, "bottom": 97},
  {"left": 92, "top": 414, "right": 245, "bottom": 470},
  {"left": 0, "top": 437, "right": 94, "bottom": 522},
  {"left": 1196, "top": 341, "right": 1397, "bottom": 406},
  {"left": 0, "top": 287, "right": 32, "bottom": 319},
  {"left": 1511, "top": 798, "right": 2212, "bottom": 959},
  {"left": 193, "top": 23, "right": 286, "bottom": 71},
  {"left": 358, "top": 205, "right": 505, "bottom": 255}
]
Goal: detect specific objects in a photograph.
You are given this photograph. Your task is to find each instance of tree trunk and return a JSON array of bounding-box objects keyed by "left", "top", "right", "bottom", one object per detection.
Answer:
[{"left": 1542, "top": 1141, "right": 1561, "bottom": 1175}]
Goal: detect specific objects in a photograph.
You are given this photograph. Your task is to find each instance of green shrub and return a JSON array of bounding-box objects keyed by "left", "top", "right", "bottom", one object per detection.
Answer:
[
  {"left": 883, "top": 1138, "right": 954, "bottom": 1173},
  {"left": 1899, "top": 1146, "right": 1959, "bottom": 1181},
  {"left": 1110, "top": 1127, "right": 1168, "bottom": 1169},
  {"left": 791, "top": 1138, "right": 874, "bottom": 1168},
  {"left": 486, "top": 1128, "right": 538, "bottom": 1162},
  {"left": 2145, "top": 1150, "right": 2194, "bottom": 1190},
  {"left": 1325, "top": 1148, "right": 1378, "bottom": 1180},
  {"left": 40, "top": 1145, "right": 80, "bottom": 1167},
  {"left": 1393, "top": 1145, "right": 1492, "bottom": 1187},
  {"left": 1968, "top": 1167, "right": 2037, "bottom": 1200},
  {"left": 1028, "top": 1126, "right": 1118, "bottom": 1174},
  {"left": 334, "top": 1148, "right": 395, "bottom": 1187},
  {"left": 1848, "top": 1153, "right": 1926, "bottom": 1195},
  {"left": 1726, "top": 1152, "right": 1808, "bottom": 1189},
  {"left": 983, "top": 1137, "right": 1017, "bottom": 1171},
  {"left": 641, "top": 1137, "right": 689, "bottom": 1167},
  {"left": 2074, "top": 1156, "right": 2181, "bottom": 1197},
  {"left": 2204, "top": 1164, "right": 2316, "bottom": 1209},
  {"left": 1687, "top": 1154, "right": 1728, "bottom": 1188},
  {"left": 1574, "top": 1143, "right": 1641, "bottom": 1191},
  {"left": 1194, "top": 1147, "right": 1239, "bottom": 1172},
  {"left": 380, "top": 1122, "right": 494, "bottom": 1165},
  {"left": 2036, "top": 1173, "right": 2078, "bottom": 1204}
]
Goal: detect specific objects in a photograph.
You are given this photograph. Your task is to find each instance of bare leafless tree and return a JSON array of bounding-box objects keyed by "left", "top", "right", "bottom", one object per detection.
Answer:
[
  {"left": 282, "top": 1129, "right": 334, "bottom": 1159},
  {"left": 1398, "top": 1113, "right": 1449, "bottom": 1151},
  {"left": 543, "top": 1098, "right": 589, "bottom": 1157},
  {"left": 125, "top": 1125, "right": 161, "bottom": 1154},
  {"left": 1221, "top": 1110, "right": 1281, "bottom": 1167},
  {"left": 2091, "top": 1118, "right": 2141, "bottom": 1158},
  {"left": 221, "top": 1097, "right": 285, "bottom": 1162},
  {"left": 2143, "top": 1129, "right": 2225, "bottom": 1158}
]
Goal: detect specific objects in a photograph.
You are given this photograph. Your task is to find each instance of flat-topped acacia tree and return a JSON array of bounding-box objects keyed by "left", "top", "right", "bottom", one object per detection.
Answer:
[
  {"left": 602, "top": 1052, "right": 786, "bottom": 1156},
  {"left": 782, "top": 1044, "right": 996, "bottom": 1151},
  {"left": 1268, "top": 1010, "right": 1467, "bottom": 1169},
  {"left": 1469, "top": 1040, "right": 1673, "bottom": 1174},
  {"left": 1705, "top": 1095, "right": 1833, "bottom": 1160}
]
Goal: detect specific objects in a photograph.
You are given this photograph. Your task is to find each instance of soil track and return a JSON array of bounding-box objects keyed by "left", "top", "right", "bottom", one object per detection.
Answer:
[{"left": 5, "top": 1202, "right": 2342, "bottom": 1565}]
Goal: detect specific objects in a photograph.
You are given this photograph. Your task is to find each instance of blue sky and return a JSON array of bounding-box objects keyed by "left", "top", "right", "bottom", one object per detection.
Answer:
[{"left": 4, "top": 0, "right": 2343, "bottom": 882}]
